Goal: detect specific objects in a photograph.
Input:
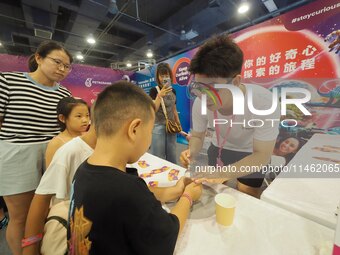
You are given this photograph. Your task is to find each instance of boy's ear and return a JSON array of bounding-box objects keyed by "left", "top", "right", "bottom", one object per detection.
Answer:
[
  {"left": 58, "top": 114, "right": 65, "bottom": 123},
  {"left": 127, "top": 118, "right": 142, "bottom": 141},
  {"left": 232, "top": 74, "right": 242, "bottom": 86}
]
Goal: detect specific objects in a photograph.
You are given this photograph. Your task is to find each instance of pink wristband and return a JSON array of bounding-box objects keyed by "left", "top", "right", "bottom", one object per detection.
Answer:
[
  {"left": 22, "top": 233, "right": 43, "bottom": 248},
  {"left": 181, "top": 193, "right": 193, "bottom": 207}
]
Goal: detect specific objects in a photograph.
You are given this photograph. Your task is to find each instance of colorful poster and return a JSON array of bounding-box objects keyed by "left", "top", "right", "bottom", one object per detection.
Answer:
[
  {"left": 233, "top": 0, "right": 340, "bottom": 164},
  {"left": 133, "top": 0, "right": 340, "bottom": 158},
  {"left": 0, "top": 54, "right": 132, "bottom": 105},
  {"left": 131, "top": 49, "right": 198, "bottom": 145}
]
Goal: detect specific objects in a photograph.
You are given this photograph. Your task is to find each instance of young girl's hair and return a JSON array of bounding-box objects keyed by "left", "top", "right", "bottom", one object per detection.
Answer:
[
  {"left": 28, "top": 41, "right": 73, "bottom": 72},
  {"left": 57, "top": 97, "right": 88, "bottom": 131}
]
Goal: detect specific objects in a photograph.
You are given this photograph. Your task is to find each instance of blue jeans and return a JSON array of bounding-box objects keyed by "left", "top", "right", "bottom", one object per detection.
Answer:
[{"left": 150, "top": 124, "right": 177, "bottom": 164}]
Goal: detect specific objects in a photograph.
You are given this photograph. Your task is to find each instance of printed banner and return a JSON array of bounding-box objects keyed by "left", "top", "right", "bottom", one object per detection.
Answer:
[
  {"left": 132, "top": 0, "right": 340, "bottom": 155},
  {"left": 0, "top": 54, "right": 132, "bottom": 105}
]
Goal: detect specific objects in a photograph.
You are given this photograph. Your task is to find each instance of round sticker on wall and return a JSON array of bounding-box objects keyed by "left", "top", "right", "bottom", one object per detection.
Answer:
[{"left": 172, "top": 58, "right": 191, "bottom": 86}]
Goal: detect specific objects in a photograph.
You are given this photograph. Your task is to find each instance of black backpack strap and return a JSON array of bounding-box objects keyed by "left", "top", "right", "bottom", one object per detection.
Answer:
[{"left": 46, "top": 216, "right": 67, "bottom": 229}]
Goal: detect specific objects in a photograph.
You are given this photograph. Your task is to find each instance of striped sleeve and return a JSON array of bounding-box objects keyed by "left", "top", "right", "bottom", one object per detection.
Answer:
[
  {"left": 0, "top": 73, "right": 9, "bottom": 117},
  {"left": 0, "top": 72, "right": 72, "bottom": 144}
]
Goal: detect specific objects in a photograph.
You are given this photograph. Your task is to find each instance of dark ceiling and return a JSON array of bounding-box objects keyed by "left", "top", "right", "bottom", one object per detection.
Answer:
[{"left": 0, "top": 0, "right": 315, "bottom": 70}]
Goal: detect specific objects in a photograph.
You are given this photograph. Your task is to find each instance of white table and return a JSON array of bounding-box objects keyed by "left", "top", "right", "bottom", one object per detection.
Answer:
[
  {"left": 134, "top": 152, "right": 335, "bottom": 254},
  {"left": 261, "top": 134, "right": 340, "bottom": 229},
  {"left": 175, "top": 183, "right": 334, "bottom": 255}
]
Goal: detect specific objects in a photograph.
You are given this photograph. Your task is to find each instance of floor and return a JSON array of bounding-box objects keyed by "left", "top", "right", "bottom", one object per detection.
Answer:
[{"left": 0, "top": 213, "right": 10, "bottom": 255}]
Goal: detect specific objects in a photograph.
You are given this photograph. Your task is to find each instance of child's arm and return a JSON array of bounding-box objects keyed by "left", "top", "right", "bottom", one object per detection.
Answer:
[
  {"left": 45, "top": 137, "right": 64, "bottom": 168},
  {"left": 148, "top": 177, "right": 192, "bottom": 202},
  {"left": 125, "top": 180, "right": 202, "bottom": 254},
  {"left": 170, "top": 182, "right": 202, "bottom": 233},
  {"left": 23, "top": 194, "right": 53, "bottom": 255}
]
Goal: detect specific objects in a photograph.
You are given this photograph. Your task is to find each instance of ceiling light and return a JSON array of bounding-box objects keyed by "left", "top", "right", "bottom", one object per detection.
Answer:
[
  {"left": 262, "top": 0, "right": 278, "bottom": 12},
  {"left": 146, "top": 50, "right": 153, "bottom": 58},
  {"left": 180, "top": 29, "right": 199, "bottom": 40},
  {"left": 109, "top": 0, "right": 119, "bottom": 14},
  {"left": 238, "top": 1, "right": 250, "bottom": 14},
  {"left": 76, "top": 54, "right": 84, "bottom": 60},
  {"left": 126, "top": 62, "right": 132, "bottom": 68},
  {"left": 87, "top": 35, "right": 96, "bottom": 44}
]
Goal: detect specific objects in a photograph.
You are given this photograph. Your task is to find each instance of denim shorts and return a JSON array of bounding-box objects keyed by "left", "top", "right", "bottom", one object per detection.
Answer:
[{"left": 149, "top": 124, "right": 177, "bottom": 164}]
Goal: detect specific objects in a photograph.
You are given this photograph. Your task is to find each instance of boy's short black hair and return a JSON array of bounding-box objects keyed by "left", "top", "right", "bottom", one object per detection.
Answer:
[
  {"left": 189, "top": 34, "right": 244, "bottom": 78},
  {"left": 94, "top": 81, "right": 155, "bottom": 137}
]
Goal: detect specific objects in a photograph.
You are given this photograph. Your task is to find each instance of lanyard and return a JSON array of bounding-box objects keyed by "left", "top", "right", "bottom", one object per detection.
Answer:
[{"left": 213, "top": 111, "right": 234, "bottom": 166}]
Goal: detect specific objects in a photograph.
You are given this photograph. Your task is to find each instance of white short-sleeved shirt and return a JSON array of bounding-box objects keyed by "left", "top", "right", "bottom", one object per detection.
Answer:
[
  {"left": 192, "top": 84, "right": 280, "bottom": 153},
  {"left": 35, "top": 137, "right": 93, "bottom": 205}
]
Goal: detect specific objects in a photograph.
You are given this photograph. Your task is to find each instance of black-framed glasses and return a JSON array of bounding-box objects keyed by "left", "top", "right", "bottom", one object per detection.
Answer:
[{"left": 46, "top": 57, "right": 72, "bottom": 71}]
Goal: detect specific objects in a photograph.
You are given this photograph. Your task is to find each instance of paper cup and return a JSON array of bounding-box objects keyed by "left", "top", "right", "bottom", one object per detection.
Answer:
[{"left": 215, "top": 193, "right": 236, "bottom": 226}]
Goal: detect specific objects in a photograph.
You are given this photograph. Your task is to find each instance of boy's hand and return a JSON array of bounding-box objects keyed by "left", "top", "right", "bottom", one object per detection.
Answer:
[
  {"left": 180, "top": 149, "right": 191, "bottom": 168},
  {"left": 175, "top": 177, "right": 193, "bottom": 194},
  {"left": 184, "top": 182, "right": 202, "bottom": 202},
  {"left": 177, "top": 176, "right": 193, "bottom": 187}
]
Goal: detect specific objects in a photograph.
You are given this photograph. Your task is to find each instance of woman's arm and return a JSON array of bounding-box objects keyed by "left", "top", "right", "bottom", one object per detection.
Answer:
[{"left": 153, "top": 95, "right": 162, "bottom": 112}]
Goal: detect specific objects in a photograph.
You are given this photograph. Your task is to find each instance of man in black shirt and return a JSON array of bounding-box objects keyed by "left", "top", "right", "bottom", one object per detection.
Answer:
[{"left": 67, "top": 81, "right": 202, "bottom": 255}]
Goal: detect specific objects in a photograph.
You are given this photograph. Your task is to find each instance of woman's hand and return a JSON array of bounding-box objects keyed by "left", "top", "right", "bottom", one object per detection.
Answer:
[
  {"left": 180, "top": 149, "right": 191, "bottom": 168},
  {"left": 158, "top": 85, "right": 173, "bottom": 98}
]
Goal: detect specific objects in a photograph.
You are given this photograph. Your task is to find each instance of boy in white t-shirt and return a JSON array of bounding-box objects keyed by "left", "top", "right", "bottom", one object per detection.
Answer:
[{"left": 180, "top": 34, "right": 280, "bottom": 197}]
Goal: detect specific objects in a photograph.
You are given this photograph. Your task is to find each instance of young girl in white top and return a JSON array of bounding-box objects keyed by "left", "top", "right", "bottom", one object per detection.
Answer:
[{"left": 45, "top": 97, "right": 89, "bottom": 167}]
